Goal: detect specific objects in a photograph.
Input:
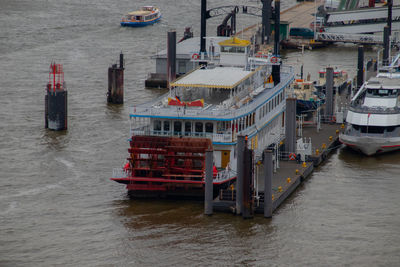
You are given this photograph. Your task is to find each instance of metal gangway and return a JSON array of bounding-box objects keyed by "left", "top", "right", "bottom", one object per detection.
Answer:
[{"left": 315, "top": 32, "right": 384, "bottom": 44}]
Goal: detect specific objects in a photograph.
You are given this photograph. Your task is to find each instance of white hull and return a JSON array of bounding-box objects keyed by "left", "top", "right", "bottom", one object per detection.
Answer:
[{"left": 339, "top": 133, "right": 400, "bottom": 156}]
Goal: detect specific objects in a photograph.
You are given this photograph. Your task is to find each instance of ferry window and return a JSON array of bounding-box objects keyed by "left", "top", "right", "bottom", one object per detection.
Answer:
[
  {"left": 154, "top": 120, "right": 161, "bottom": 131},
  {"left": 185, "top": 122, "right": 192, "bottom": 135},
  {"left": 319, "top": 73, "right": 324, "bottom": 78},
  {"left": 252, "top": 113, "right": 255, "bottom": 125},
  {"left": 378, "top": 89, "right": 389, "bottom": 96},
  {"left": 178, "top": 61, "right": 186, "bottom": 74},
  {"left": 205, "top": 122, "right": 214, "bottom": 133},
  {"left": 304, "top": 84, "right": 310, "bottom": 90},
  {"left": 268, "top": 101, "right": 271, "bottom": 112},
  {"left": 163, "top": 121, "right": 170, "bottom": 132},
  {"left": 221, "top": 46, "right": 232, "bottom": 53},
  {"left": 195, "top": 122, "right": 203, "bottom": 133},
  {"left": 174, "top": 121, "right": 182, "bottom": 134},
  {"left": 387, "top": 126, "right": 395, "bottom": 132},
  {"left": 217, "top": 121, "right": 225, "bottom": 133}
]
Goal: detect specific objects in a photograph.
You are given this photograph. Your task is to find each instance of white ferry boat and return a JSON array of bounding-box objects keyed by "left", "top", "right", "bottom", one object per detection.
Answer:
[
  {"left": 111, "top": 37, "right": 294, "bottom": 197},
  {"left": 120, "top": 6, "right": 161, "bottom": 27},
  {"left": 340, "top": 53, "right": 400, "bottom": 155}
]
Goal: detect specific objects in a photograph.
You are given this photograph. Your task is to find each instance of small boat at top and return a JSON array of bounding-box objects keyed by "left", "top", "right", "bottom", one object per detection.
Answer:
[{"left": 120, "top": 6, "right": 161, "bottom": 27}]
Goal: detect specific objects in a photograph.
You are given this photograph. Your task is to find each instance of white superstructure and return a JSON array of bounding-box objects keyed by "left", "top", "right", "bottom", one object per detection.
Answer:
[{"left": 340, "top": 57, "right": 400, "bottom": 155}]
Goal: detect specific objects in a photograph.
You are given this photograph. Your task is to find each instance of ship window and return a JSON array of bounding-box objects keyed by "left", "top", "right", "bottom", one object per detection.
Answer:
[
  {"left": 178, "top": 61, "right": 186, "bottom": 74},
  {"left": 319, "top": 73, "right": 324, "bottom": 78},
  {"left": 386, "top": 126, "right": 395, "bottom": 132},
  {"left": 154, "top": 120, "right": 161, "bottom": 131},
  {"left": 163, "top": 121, "right": 170, "bottom": 133},
  {"left": 174, "top": 121, "right": 182, "bottom": 135},
  {"left": 304, "top": 84, "right": 310, "bottom": 90},
  {"left": 195, "top": 122, "right": 203, "bottom": 133},
  {"left": 205, "top": 122, "right": 214, "bottom": 133},
  {"left": 217, "top": 121, "right": 226, "bottom": 133},
  {"left": 185, "top": 122, "right": 192, "bottom": 135},
  {"left": 361, "top": 126, "right": 385, "bottom": 134}
]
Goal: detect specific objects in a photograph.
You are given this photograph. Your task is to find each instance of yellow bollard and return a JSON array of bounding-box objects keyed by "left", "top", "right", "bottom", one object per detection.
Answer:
[
  {"left": 302, "top": 162, "right": 307, "bottom": 168},
  {"left": 329, "top": 136, "right": 333, "bottom": 141},
  {"left": 322, "top": 143, "right": 326, "bottom": 149},
  {"left": 341, "top": 123, "right": 345, "bottom": 129},
  {"left": 287, "top": 177, "right": 291, "bottom": 183},
  {"left": 295, "top": 169, "right": 299, "bottom": 175},
  {"left": 272, "top": 194, "right": 274, "bottom": 201},
  {"left": 278, "top": 186, "right": 282, "bottom": 192},
  {"left": 316, "top": 149, "right": 319, "bottom": 155},
  {"left": 336, "top": 129, "right": 339, "bottom": 134},
  {"left": 257, "top": 160, "right": 261, "bottom": 165}
]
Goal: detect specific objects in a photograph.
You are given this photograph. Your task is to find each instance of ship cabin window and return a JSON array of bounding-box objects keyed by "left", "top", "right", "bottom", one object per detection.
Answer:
[
  {"left": 136, "top": 16, "right": 142, "bottom": 21},
  {"left": 319, "top": 72, "right": 325, "bottom": 78},
  {"left": 205, "top": 122, "right": 214, "bottom": 133},
  {"left": 221, "top": 46, "right": 245, "bottom": 53},
  {"left": 366, "top": 89, "right": 397, "bottom": 97},
  {"left": 154, "top": 120, "right": 161, "bottom": 132},
  {"left": 252, "top": 112, "right": 255, "bottom": 125},
  {"left": 304, "top": 84, "right": 310, "bottom": 90},
  {"left": 195, "top": 122, "right": 203, "bottom": 135},
  {"left": 217, "top": 121, "right": 226, "bottom": 134},
  {"left": 163, "top": 121, "right": 170, "bottom": 133},
  {"left": 178, "top": 61, "right": 186, "bottom": 74},
  {"left": 185, "top": 122, "right": 192, "bottom": 136},
  {"left": 174, "top": 121, "right": 182, "bottom": 135}
]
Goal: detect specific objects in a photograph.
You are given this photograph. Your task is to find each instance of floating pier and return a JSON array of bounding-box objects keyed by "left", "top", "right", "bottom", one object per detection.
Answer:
[
  {"left": 208, "top": 68, "right": 351, "bottom": 218},
  {"left": 45, "top": 63, "right": 67, "bottom": 131}
]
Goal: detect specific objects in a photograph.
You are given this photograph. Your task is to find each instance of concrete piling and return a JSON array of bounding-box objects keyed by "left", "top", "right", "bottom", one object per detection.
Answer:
[
  {"left": 200, "top": 0, "right": 207, "bottom": 55},
  {"left": 272, "top": 0, "right": 281, "bottom": 85},
  {"left": 236, "top": 135, "right": 245, "bottom": 215},
  {"left": 204, "top": 150, "right": 213, "bottom": 216},
  {"left": 357, "top": 46, "right": 364, "bottom": 89},
  {"left": 167, "top": 30, "right": 177, "bottom": 87},
  {"left": 325, "top": 67, "right": 334, "bottom": 119},
  {"left": 107, "top": 53, "right": 124, "bottom": 104},
  {"left": 242, "top": 146, "right": 253, "bottom": 219},
  {"left": 383, "top": 26, "right": 390, "bottom": 66},
  {"left": 263, "top": 150, "right": 273, "bottom": 218},
  {"left": 285, "top": 98, "right": 296, "bottom": 154},
  {"left": 45, "top": 63, "right": 67, "bottom": 131}
]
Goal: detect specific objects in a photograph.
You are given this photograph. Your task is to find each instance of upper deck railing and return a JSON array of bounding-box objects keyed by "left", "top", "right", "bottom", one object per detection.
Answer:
[{"left": 130, "top": 65, "right": 294, "bottom": 121}]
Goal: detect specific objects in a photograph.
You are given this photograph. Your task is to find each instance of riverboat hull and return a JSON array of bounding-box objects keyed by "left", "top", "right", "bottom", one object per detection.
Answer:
[{"left": 120, "top": 16, "right": 161, "bottom": 27}]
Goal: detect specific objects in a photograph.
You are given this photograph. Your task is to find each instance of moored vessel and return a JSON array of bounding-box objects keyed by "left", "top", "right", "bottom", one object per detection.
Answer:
[
  {"left": 111, "top": 37, "right": 295, "bottom": 197},
  {"left": 340, "top": 53, "right": 400, "bottom": 155},
  {"left": 120, "top": 6, "right": 161, "bottom": 27}
]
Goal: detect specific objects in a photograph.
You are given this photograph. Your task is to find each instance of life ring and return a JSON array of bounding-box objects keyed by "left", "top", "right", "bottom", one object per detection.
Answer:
[
  {"left": 289, "top": 153, "right": 296, "bottom": 161},
  {"left": 270, "top": 56, "right": 278, "bottom": 64},
  {"left": 192, "top": 53, "right": 200, "bottom": 60}
]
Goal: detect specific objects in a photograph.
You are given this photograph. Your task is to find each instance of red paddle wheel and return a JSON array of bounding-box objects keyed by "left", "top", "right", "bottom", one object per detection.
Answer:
[{"left": 111, "top": 136, "right": 214, "bottom": 197}]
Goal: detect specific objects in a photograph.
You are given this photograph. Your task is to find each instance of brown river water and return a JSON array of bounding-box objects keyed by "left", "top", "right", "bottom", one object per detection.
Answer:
[{"left": 1, "top": 0, "right": 399, "bottom": 266}]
